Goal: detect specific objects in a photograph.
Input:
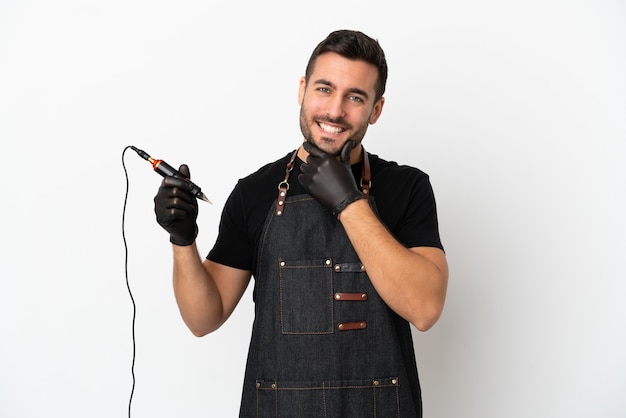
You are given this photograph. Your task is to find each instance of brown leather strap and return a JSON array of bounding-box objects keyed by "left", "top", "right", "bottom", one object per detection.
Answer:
[
  {"left": 361, "top": 146, "right": 371, "bottom": 198},
  {"left": 333, "top": 262, "right": 366, "bottom": 273},
  {"left": 334, "top": 292, "right": 368, "bottom": 301},
  {"left": 275, "top": 149, "right": 298, "bottom": 216},
  {"left": 337, "top": 321, "right": 367, "bottom": 331}
]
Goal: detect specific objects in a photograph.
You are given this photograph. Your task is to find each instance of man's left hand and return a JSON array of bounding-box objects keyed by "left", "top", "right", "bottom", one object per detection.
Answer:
[{"left": 298, "top": 140, "right": 365, "bottom": 216}]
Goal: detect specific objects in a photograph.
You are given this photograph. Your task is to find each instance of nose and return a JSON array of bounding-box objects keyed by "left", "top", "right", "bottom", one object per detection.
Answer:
[{"left": 325, "top": 95, "right": 346, "bottom": 119}]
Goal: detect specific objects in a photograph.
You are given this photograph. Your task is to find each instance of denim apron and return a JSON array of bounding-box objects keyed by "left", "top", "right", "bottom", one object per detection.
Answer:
[{"left": 239, "top": 150, "right": 422, "bottom": 417}]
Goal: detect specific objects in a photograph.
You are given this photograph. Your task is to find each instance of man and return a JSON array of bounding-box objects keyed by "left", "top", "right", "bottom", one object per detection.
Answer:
[{"left": 154, "top": 29, "right": 448, "bottom": 417}]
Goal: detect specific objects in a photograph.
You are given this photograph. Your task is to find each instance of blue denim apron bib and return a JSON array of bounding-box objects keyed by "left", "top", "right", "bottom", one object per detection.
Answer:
[{"left": 239, "top": 150, "right": 422, "bottom": 417}]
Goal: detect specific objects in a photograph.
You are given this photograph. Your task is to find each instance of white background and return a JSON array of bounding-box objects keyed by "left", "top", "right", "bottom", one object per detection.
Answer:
[{"left": 1, "top": 1, "right": 625, "bottom": 417}]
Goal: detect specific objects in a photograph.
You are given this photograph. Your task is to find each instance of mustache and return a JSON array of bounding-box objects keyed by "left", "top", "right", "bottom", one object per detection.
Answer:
[{"left": 316, "top": 116, "right": 351, "bottom": 128}]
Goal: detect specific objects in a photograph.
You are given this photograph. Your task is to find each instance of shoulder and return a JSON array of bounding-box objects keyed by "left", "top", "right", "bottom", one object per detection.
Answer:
[
  {"left": 223, "top": 150, "right": 301, "bottom": 222},
  {"left": 210, "top": 150, "right": 299, "bottom": 271},
  {"left": 366, "top": 151, "right": 441, "bottom": 248},
  {"left": 368, "top": 152, "right": 431, "bottom": 191},
  {"left": 234, "top": 151, "right": 296, "bottom": 195}
]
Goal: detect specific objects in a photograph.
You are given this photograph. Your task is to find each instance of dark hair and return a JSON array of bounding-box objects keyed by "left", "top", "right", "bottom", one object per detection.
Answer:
[{"left": 304, "top": 29, "right": 388, "bottom": 101}]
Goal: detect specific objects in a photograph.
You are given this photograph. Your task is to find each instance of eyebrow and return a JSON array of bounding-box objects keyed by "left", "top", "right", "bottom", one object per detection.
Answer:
[{"left": 313, "top": 79, "right": 370, "bottom": 101}]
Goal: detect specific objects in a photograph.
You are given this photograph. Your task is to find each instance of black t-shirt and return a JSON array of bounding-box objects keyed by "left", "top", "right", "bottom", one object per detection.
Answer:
[{"left": 207, "top": 150, "right": 443, "bottom": 277}]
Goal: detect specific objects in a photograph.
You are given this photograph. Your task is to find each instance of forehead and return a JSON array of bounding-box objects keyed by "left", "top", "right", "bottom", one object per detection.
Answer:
[{"left": 309, "top": 52, "right": 379, "bottom": 94}]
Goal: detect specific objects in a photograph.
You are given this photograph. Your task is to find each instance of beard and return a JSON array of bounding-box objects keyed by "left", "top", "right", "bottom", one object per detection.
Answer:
[{"left": 299, "top": 104, "right": 369, "bottom": 157}]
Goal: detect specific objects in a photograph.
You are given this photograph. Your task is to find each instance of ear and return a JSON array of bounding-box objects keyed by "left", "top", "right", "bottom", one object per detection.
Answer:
[
  {"left": 298, "top": 76, "right": 306, "bottom": 104},
  {"left": 369, "top": 97, "right": 385, "bottom": 124}
]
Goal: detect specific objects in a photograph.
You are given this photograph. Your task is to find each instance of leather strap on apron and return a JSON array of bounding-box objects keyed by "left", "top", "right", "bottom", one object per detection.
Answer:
[{"left": 275, "top": 146, "right": 371, "bottom": 216}]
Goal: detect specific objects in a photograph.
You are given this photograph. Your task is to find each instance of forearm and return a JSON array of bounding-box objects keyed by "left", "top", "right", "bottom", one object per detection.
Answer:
[
  {"left": 339, "top": 199, "right": 448, "bottom": 331},
  {"left": 172, "top": 243, "right": 225, "bottom": 336}
]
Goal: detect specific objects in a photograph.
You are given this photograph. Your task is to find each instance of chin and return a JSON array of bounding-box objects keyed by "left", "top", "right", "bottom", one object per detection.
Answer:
[{"left": 315, "top": 138, "right": 344, "bottom": 156}]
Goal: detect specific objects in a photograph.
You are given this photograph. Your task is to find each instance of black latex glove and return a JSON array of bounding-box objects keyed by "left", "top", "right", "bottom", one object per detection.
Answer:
[
  {"left": 298, "top": 140, "right": 365, "bottom": 216},
  {"left": 154, "top": 164, "right": 199, "bottom": 246}
]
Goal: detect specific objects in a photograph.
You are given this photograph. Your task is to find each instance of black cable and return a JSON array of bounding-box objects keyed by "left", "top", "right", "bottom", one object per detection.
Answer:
[{"left": 121, "top": 145, "right": 136, "bottom": 418}]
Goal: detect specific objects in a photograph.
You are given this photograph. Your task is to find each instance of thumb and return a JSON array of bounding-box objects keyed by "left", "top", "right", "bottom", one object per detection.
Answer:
[
  {"left": 178, "top": 164, "right": 191, "bottom": 180},
  {"left": 340, "top": 140, "right": 356, "bottom": 164}
]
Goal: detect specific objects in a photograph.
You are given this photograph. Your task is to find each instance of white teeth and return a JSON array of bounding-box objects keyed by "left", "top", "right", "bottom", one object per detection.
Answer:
[{"left": 319, "top": 122, "right": 343, "bottom": 134}]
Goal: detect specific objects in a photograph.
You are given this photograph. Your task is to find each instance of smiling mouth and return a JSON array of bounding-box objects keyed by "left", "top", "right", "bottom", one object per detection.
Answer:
[{"left": 318, "top": 121, "right": 346, "bottom": 134}]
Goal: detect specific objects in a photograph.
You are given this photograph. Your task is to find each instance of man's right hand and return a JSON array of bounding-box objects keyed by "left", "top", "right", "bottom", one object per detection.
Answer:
[{"left": 154, "top": 164, "right": 199, "bottom": 246}]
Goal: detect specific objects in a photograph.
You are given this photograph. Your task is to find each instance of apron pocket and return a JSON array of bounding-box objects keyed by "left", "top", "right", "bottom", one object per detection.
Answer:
[
  {"left": 279, "top": 258, "right": 333, "bottom": 334},
  {"left": 256, "top": 378, "right": 400, "bottom": 418}
]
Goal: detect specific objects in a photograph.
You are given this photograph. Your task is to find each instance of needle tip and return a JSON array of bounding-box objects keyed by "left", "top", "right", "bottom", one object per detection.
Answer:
[{"left": 199, "top": 193, "right": 212, "bottom": 204}]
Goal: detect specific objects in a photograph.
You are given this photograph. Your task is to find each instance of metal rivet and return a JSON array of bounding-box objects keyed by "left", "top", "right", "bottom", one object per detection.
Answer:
[
  {"left": 334, "top": 293, "right": 341, "bottom": 300},
  {"left": 338, "top": 323, "right": 344, "bottom": 330},
  {"left": 280, "top": 261, "right": 285, "bottom": 267},
  {"left": 373, "top": 380, "right": 379, "bottom": 386},
  {"left": 256, "top": 382, "right": 261, "bottom": 388},
  {"left": 361, "top": 293, "right": 367, "bottom": 300},
  {"left": 360, "top": 265, "right": 366, "bottom": 271},
  {"left": 280, "top": 191, "right": 286, "bottom": 197},
  {"left": 334, "top": 264, "right": 341, "bottom": 271},
  {"left": 277, "top": 210, "right": 282, "bottom": 216},
  {"left": 392, "top": 378, "right": 398, "bottom": 385},
  {"left": 360, "top": 322, "right": 366, "bottom": 328},
  {"left": 278, "top": 201, "right": 283, "bottom": 206},
  {"left": 271, "top": 383, "right": 277, "bottom": 389},
  {"left": 325, "top": 259, "right": 331, "bottom": 265}
]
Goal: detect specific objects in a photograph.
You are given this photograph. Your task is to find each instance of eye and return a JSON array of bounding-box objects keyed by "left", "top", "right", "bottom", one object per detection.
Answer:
[
  {"left": 348, "top": 95, "right": 364, "bottom": 103},
  {"left": 317, "top": 87, "right": 331, "bottom": 94}
]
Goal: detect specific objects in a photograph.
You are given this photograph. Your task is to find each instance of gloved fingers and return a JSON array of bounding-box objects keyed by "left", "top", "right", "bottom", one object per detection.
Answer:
[
  {"left": 162, "top": 195, "right": 197, "bottom": 214},
  {"left": 303, "top": 140, "right": 356, "bottom": 163},
  {"left": 299, "top": 159, "right": 316, "bottom": 176},
  {"left": 178, "top": 164, "right": 191, "bottom": 179},
  {"left": 154, "top": 184, "right": 198, "bottom": 224},
  {"left": 155, "top": 192, "right": 197, "bottom": 215},
  {"left": 298, "top": 154, "right": 323, "bottom": 192},
  {"left": 155, "top": 207, "right": 190, "bottom": 227},
  {"left": 302, "top": 140, "right": 329, "bottom": 159},
  {"left": 152, "top": 162, "right": 199, "bottom": 245},
  {"left": 340, "top": 140, "right": 356, "bottom": 164},
  {"left": 156, "top": 163, "right": 195, "bottom": 198},
  {"left": 159, "top": 177, "right": 197, "bottom": 204}
]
